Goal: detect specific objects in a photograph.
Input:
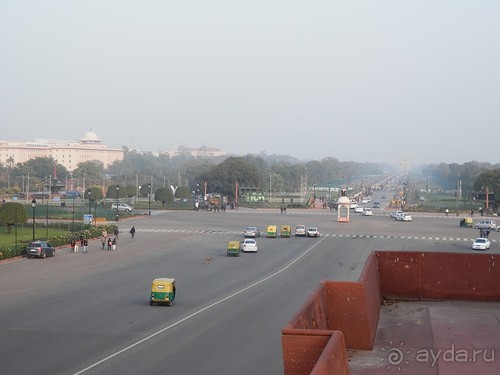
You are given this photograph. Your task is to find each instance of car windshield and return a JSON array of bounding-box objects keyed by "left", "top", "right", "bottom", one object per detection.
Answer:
[{"left": 476, "top": 239, "right": 486, "bottom": 243}]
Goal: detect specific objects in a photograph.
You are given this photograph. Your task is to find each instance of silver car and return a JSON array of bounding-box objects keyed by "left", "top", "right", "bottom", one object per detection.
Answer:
[
  {"left": 244, "top": 226, "right": 261, "bottom": 237},
  {"left": 294, "top": 225, "right": 306, "bottom": 237}
]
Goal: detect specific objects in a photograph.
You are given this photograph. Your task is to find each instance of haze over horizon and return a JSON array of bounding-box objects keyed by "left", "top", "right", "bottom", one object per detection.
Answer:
[{"left": 1, "top": 1, "right": 499, "bottom": 166}]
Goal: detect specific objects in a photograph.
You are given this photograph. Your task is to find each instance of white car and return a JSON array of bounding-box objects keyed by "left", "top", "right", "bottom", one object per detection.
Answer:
[
  {"left": 307, "top": 227, "right": 320, "bottom": 237},
  {"left": 391, "top": 211, "right": 403, "bottom": 219},
  {"left": 472, "top": 237, "right": 490, "bottom": 250},
  {"left": 350, "top": 202, "right": 358, "bottom": 210},
  {"left": 355, "top": 206, "right": 364, "bottom": 213},
  {"left": 111, "top": 202, "right": 133, "bottom": 212},
  {"left": 399, "top": 213, "right": 412, "bottom": 222},
  {"left": 241, "top": 239, "right": 258, "bottom": 252},
  {"left": 362, "top": 208, "right": 373, "bottom": 216}
]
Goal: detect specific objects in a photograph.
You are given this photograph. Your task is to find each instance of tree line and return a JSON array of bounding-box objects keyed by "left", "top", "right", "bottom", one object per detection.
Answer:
[{"left": 2, "top": 150, "right": 500, "bottom": 205}]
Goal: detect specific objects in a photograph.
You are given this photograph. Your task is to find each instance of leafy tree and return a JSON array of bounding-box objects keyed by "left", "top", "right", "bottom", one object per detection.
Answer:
[
  {"left": 474, "top": 169, "right": 500, "bottom": 208},
  {"left": 125, "top": 185, "right": 137, "bottom": 198},
  {"left": 154, "top": 187, "right": 174, "bottom": 206},
  {"left": 84, "top": 186, "right": 103, "bottom": 201},
  {"left": 106, "top": 185, "right": 127, "bottom": 199},
  {"left": 198, "top": 157, "right": 261, "bottom": 198},
  {"left": 175, "top": 186, "right": 191, "bottom": 199},
  {"left": 72, "top": 161, "right": 105, "bottom": 186},
  {"left": 139, "top": 184, "right": 152, "bottom": 197},
  {"left": 0, "top": 202, "right": 28, "bottom": 234}
]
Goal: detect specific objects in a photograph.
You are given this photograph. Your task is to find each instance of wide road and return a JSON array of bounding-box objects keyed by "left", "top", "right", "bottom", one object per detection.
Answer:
[{"left": 1, "top": 199, "right": 497, "bottom": 375}]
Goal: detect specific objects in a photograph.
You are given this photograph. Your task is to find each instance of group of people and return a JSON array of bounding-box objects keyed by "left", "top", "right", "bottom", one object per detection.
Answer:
[
  {"left": 479, "top": 228, "right": 491, "bottom": 238},
  {"left": 70, "top": 234, "right": 89, "bottom": 253}
]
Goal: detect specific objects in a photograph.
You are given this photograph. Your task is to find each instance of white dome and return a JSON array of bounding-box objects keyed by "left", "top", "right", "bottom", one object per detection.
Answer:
[
  {"left": 337, "top": 196, "right": 351, "bottom": 204},
  {"left": 81, "top": 130, "right": 101, "bottom": 143}
]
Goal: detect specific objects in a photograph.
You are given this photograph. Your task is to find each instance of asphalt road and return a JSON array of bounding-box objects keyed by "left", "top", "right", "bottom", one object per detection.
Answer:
[{"left": 1, "top": 199, "right": 497, "bottom": 375}]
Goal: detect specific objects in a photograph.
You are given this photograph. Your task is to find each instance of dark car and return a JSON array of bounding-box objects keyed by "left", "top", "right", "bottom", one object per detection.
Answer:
[
  {"left": 26, "top": 241, "right": 55, "bottom": 259},
  {"left": 372, "top": 201, "right": 380, "bottom": 208}
]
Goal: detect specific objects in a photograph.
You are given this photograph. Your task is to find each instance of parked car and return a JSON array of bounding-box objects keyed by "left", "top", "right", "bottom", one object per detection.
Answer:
[
  {"left": 307, "top": 227, "right": 320, "bottom": 237},
  {"left": 472, "top": 237, "right": 490, "bottom": 250},
  {"left": 26, "top": 241, "right": 55, "bottom": 258},
  {"left": 244, "top": 226, "right": 261, "bottom": 237},
  {"left": 475, "top": 220, "right": 496, "bottom": 230},
  {"left": 111, "top": 202, "right": 133, "bottom": 212},
  {"left": 241, "top": 238, "right": 258, "bottom": 252},
  {"left": 294, "top": 225, "right": 306, "bottom": 237}
]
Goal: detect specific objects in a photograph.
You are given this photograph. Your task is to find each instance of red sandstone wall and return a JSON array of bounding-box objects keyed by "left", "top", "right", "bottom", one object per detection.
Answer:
[
  {"left": 286, "top": 281, "right": 330, "bottom": 330},
  {"left": 309, "top": 331, "right": 349, "bottom": 375},
  {"left": 323, "top": 252, "right": 381, "bottom": 350},
  {"left": 376, "top": 251, "right": 500, "bottom": 301},
  {"left": 281, "top": 329, "right": 335, "bottom": 375}
]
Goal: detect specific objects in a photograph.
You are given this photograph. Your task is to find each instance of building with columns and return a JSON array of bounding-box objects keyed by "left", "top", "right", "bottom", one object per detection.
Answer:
[{"left": 0, "top": 130, "right": 123, "bottom": 172}]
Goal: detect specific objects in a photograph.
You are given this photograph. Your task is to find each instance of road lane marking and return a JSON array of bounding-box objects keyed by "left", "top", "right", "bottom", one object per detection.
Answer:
[{"left": 73, "top": 236, "right": 327, "bottom": 374}]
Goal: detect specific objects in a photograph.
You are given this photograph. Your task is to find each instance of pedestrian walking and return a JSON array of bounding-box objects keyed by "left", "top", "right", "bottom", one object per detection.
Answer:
[
  {"left": 130, "top": 226, "right": 136, "bottom": 239},
  {"left": 112, "top": 238, "right": 117, "bottom": 251},
  {"left": 83, "top": 238, "right": 89, "bottom": 253},
  {"left": 107, "top": 237, "right": 112, "bottom": 251},
  {"left": 114, "top": 228, "right": 119, "bottom": 240},
  {"left": 79, "top": 234, "right": 84, "bottom": 247},
  {"left": 71, "top": 239, "right": 76, "bottom": 253},
  {"left": 101, "top": 235, "right": 106, "bottom": 250},
  {"left": 74, "top": 241, "right": 79, "bottom": 253}
]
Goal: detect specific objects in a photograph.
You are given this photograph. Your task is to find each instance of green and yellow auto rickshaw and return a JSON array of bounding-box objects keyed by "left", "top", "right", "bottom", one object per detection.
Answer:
[
  {"left": 227, "top": 240, "right": 241, "bottom": 257},
  {"left": 280, "top": 225, "right": 291, "bottom": 237},
  {"left": 150, "top": 278, "right": 176, "bottom": 306},
  {"left": 267, "top": 225, "right": 277, "bottom": 238}
]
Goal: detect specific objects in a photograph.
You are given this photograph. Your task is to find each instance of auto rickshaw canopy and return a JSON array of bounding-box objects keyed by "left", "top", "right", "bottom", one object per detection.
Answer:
[
  {"left": 267, "top": 225, "right": 277, "bottom": 237},
  {"left": 280, "top": 225, "right": 291, "bottom": 237},
  {"left": 151, "top": 278, "right": 176, "bottom": 292}
]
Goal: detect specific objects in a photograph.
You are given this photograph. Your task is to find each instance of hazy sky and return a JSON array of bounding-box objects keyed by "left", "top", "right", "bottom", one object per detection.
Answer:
[{"left": 1, "top": 1, "right": 499, "bottom": 166}]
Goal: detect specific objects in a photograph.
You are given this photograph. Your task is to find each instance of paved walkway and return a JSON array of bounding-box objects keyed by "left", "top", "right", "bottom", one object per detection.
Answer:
[{"left": 348, "top": 300, "right": 500, "bottom": 374}]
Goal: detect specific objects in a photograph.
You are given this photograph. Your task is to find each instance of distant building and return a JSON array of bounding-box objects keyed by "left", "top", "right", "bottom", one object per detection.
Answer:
[
  {"left": 162, "top": 145, "right": 227, "bottom": 158},
  {"left": 0, "top": 130, "right": 123, "bottom": 172}
]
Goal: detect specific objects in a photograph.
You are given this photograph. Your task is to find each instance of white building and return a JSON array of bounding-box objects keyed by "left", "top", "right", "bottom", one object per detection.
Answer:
[
  {"left": 0, "top": 130, "right": 123, "bottom": 172},
  {"left": 161, "top": 145, "right": 227, "bottom": 158}
]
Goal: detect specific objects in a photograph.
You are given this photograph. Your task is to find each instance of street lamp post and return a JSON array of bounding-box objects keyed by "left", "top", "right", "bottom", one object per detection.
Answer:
[
  {"left": 88, "top": 190, "right": 92, "bottom": 215},
  {"left": 115, "top": 185, "right": 119, "bottom": 221},
  {"left": 14, "top": 204, "right": 18, "bottom": 252},
  {"left": 46, "top": 195, "right": 49, "bottom": 240},
  {"left": 313, "top": 181, "right": 316, "bottom": 200},
  {"left": 148, "top": 183, "right": 151, "bottom": 216},
  {"left": 31, "top": 199, "right": 37, "bottom": 241},
  {"left": 328, "top": 183, "right": 331, "bottom": 202},
  {"left": 72, "top": 196, "right": 75, "bottom": 232}
]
